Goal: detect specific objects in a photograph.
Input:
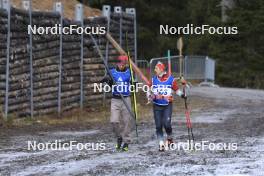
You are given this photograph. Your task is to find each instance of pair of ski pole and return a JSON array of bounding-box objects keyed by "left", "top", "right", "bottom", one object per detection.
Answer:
[{"left": 182, "top": 84, "right": 195, "bottom": 149}]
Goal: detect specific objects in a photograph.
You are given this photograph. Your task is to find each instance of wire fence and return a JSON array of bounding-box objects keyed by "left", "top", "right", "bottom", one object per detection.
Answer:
[{"left": 145, "top": 55, "right": 216, "bottom": 82}]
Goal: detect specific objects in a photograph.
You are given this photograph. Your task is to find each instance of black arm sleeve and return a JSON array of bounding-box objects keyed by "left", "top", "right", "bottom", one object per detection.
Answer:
[{"left": 100, "top": 75, "right": 114, "bottom": 87}]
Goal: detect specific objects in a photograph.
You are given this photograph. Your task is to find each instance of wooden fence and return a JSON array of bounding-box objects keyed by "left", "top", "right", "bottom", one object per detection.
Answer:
[{"left": 0, "top": 1, "right": 136, "bottom": 118}]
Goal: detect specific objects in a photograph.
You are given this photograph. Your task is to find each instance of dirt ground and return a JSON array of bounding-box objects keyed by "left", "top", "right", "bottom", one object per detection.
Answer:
[{"left": 0, "top": 87, "right": 264, "bottom": 176}]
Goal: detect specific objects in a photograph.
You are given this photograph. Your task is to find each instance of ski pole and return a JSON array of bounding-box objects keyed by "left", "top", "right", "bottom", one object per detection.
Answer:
[
  {"left": 89, "top": 34, "right": 137, "bottom": 128},
  {"left": 183, "top": 85, "right": 195, "bottom": 149},
  {"left": 126, "top": 32, "right": 139, "bottom": 140}
]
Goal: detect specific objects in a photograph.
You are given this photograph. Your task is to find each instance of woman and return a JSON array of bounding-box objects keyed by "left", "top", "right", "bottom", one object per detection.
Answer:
[{"left": 147, "top": 61, "right": 186, "bottom": 151}]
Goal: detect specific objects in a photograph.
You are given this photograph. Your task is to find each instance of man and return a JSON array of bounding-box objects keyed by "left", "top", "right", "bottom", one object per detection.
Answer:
[
  {"left": 101, "top": 55, "right": 134, "bottom": 151},
  {"left": 147, "top": 61, "right": 186, "bottom": 151}
]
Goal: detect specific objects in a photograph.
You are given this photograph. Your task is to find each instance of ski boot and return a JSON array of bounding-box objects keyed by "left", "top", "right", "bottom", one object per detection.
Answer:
[
  {"left": 166, "top": 138, "right": 174, "bottom": 145},
  {"left": 115, "top": 137, "right": 123, "bottom": 151},
  {"left": 122, "top": 143, "right": 129, "bottom": 152},
  {"left": 165, "top": 138, "right": 174, "bottom": 150},
  {"left": 159, "top": 141, "right": 165, "bottom": 152}
]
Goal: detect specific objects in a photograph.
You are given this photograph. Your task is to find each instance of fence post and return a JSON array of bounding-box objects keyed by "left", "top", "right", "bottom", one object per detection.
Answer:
[
  {"left": 114, "top": 6, "right": 122, "bottom": 46},
  {"left": 149, "top": 59, "right": 154, "bottom": 78},
  {"left": 54, "top": 2, "right": 63, "bottom": 116},
  {"left": 212, "top": 58, "right": 215, "bottom": 83},
  {"left": 75, "top": 4, "right": 84, "bottom": 110},
  {"left": 22, "top": 0, "right": 33, "bottom": 118},
  {"left": 3, "top": 0, "right": 10, "bottom": 119},
  {"left": 102, "top": 5, "right": 111, "bottom": 63},
  {"left": 205, "top": 56, "right": 208, "bottom": 82},
  {"left": 184, "top": 56, "right": 188, "bottom": 79},
  {"left": 102, "top": 5, "right": 111, "bottom": 106},
  {"left": 126, "top": 8, "right": 137, "bottom": 80}
]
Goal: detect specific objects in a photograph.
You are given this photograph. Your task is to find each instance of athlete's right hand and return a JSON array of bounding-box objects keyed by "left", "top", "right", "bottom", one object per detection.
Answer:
[
  {"left": 181, "top": 93, "right": 187, "bottom": 99},
  {"left": 146, "top": 92, "right": 154, "bottom": 104}
]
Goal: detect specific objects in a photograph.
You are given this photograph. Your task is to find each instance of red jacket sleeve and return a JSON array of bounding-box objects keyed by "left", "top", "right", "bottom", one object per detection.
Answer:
[{"left": 172, "top": 79, "right": 179, "bottom": 91}]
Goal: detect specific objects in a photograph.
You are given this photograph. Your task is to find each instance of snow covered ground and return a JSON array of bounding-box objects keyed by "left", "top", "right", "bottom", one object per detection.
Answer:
[{"left": 0, "top": 87, "right": 264, "bottom": 176}]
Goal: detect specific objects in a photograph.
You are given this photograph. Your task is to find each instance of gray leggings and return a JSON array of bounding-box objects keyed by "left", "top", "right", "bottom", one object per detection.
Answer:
[{"left": 153, "top": 103, "right": 172, "bottom": 140}]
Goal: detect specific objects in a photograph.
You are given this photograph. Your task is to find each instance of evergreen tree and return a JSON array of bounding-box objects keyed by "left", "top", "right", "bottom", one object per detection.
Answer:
[{"left": 83, "top": 0, "right": 264, "bottom": 88}]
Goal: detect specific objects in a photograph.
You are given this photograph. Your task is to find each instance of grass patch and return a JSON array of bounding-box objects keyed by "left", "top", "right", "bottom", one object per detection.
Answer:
[
  {"left": 0, "top": 105, "right": 111, "bottom": 128},
  {"left": 0, "top": 89, "right": 214, "bottom": 129}
]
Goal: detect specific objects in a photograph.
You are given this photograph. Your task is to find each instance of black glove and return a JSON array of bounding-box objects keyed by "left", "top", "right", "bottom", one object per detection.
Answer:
[
  {"left": 100, "top": 76, "right": 113, "bottom": 86},
  {"left": 181, "top": 93, "right": 187, "bottom": 99}
]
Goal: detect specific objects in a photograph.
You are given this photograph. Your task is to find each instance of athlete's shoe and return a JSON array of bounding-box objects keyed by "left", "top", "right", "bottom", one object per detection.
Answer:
[
  {"left": 159, "top": 141, "right": 165, "bottom": 152},
  {"left": 166, "top": 138, "right": 174, "bottom": 145},
  {"left": 165, "top": 138, "right": 174, "bottom": 150},
  {"left": 122, "top": 143, "right": 129, "bottom": 151},
  {"left": 115, "top": 137, "right": 122, "bottom": 150}
]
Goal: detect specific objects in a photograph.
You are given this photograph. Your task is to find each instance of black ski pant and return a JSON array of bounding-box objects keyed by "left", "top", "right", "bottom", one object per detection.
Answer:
[{"left": 153, "top": 103, "right": 173, "bottom": 141}]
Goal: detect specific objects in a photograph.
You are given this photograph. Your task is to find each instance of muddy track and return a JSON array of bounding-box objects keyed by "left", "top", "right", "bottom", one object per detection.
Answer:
[{"left": 0, "top": 87, "right": 264, "bottom": 176}]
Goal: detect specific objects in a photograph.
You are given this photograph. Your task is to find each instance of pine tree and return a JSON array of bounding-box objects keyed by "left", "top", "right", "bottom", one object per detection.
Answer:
[{"left": 84, "top": 0, "right": 264, "bottom": 88}]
